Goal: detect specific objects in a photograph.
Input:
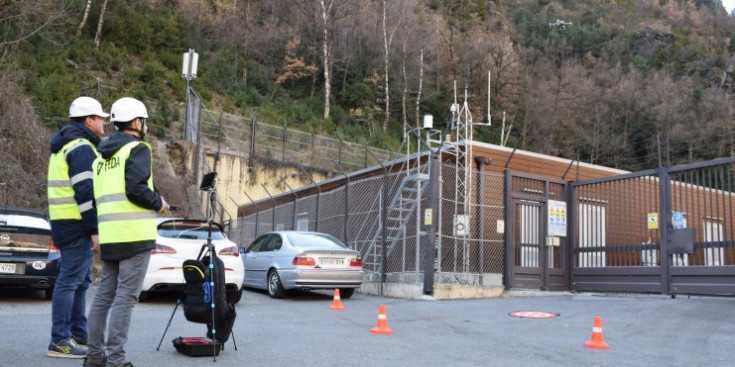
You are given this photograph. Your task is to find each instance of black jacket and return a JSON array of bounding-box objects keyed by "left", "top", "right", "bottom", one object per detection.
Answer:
[
  {"left": 48, "top": 122, "right": 100, "bottom": 248},
  {"left": 96, "top": 132, "right": 162, "bottom": 260}
]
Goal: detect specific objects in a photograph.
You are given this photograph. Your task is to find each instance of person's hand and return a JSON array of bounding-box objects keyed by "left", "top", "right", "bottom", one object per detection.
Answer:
[
  {"left": 158, "top": 197, "right": 170, "bottom": 213},
  {"left": 91, "top": 234, "right": 100, "bottom": 254}
]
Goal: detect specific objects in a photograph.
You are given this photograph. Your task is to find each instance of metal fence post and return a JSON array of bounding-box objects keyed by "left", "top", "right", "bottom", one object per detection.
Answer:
[
  {"left": 362, "top": 141, "right": 388, "bottom": 291},
  {"left": 215, "top": 108, "right": 222, "bottom": 169},
  {"left": 338, "top": 136, "right": 343, "bottom": 170},
  {"left": 282, "top": 122, "right": 287, "bottom": 162},
  {"left": 567, "top": 179, "right": 575, "bottom": 291},
  {"left": 423, "top": 155, "right": 439, "bottom": 295},
  {"left": 248, "top": 113, "right": 256, "bottom": 172},
  {"left": 261, "top": 184, "right": 277, "bottom": 231},
  {"left": 474, "top": 157, "right": 489, "bottom": 278},
  {"left": 281, "top": 179, "right": 298, "bottom": 230},
  {"left": 503, "top": 169, "right": 512, "bottom": 289},
  {"left": 659, "top": 167, "right": 671, "bottom": 295},
  {"left": 328, "top": 156, "right": 350, "bottom": 245},
  {"left": 380, "top": 168, "right": 388, "bottom": 288},
  {"left": 310, "top": 133, "right": 315, "bottom": 167},
  {"left": 299, "top": 167, "right": 321, "bottom": 232},
  {"left": 242, "top": 191, "right": 258, "bottom": 237}
]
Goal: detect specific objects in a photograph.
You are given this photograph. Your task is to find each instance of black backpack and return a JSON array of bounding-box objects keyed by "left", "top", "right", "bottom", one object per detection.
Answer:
[{"left": 182, "top": 256, "right": 236, "bottom": 343}]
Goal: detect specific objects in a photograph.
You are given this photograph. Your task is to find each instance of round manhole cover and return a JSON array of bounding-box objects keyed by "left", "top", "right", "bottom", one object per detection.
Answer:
[{"left": 509, "top": 311, "right": 559, "bottom": 319}]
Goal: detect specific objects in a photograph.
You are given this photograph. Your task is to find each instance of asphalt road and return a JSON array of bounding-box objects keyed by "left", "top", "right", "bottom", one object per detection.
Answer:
[{"left": 1, "top": 286, "right": 733, "bottom": 367}]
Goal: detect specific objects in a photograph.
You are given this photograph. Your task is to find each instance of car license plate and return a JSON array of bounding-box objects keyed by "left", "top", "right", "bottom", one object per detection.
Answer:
[
  {"left": 0, "top": 263, "right": 16, "bottom": 274},
  {"left": 319, "top": 257, "right": 344, "bottom": 266}
]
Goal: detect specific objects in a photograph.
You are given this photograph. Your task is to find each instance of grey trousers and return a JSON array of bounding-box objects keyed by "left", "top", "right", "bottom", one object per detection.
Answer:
[{"left": 87, "top": 250, "right": 151, "bottom": 367}]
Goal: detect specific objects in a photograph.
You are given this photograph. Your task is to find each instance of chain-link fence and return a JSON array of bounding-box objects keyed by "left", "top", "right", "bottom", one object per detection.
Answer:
[{"left": 235, "top": 158, "right": 506, "bottom": 292}]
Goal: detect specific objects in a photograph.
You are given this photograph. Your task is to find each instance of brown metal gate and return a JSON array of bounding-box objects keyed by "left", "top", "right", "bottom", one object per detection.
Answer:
[
  {"left": 570, "top": 157, "right": 735, "bottom": 296},
  {"left": 505, "top": 172, "right": 568, "bottom": 290}
]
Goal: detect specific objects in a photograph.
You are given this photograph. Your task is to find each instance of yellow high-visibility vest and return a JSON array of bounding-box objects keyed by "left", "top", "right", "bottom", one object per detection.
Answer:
[
  {"left": 93, "top": 141, "right": 157, "bottom": 245},
  {"left": 47, "top": 138, "right": 98, "bottom": 220}
]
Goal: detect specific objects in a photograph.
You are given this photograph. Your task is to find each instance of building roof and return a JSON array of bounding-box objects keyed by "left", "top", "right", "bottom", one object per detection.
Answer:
[{"left": 237, "top": 140, "right": 629, "bottom": 218}]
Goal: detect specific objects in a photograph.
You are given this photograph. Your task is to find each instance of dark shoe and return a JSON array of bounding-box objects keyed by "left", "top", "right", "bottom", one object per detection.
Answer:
[
  {"left": 103, "top": 362, "right": 133, "bottom": 367},
  {"left": 72, "top": 335, "right": 87, "bottom": 346},
  {"left": 83, "top": 355, "right": 106, "bottom": 367},
  {"left": 47, "top": 338, "right": 87, "bottom": 358}
]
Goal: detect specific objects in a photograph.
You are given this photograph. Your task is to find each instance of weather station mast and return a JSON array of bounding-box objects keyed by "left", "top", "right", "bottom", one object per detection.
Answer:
[{"left": 444, "top": 70, "right": 491, "bottom": 272}]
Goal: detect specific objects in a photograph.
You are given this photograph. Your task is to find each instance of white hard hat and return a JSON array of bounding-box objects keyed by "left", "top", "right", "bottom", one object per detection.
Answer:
[
  {"left": 110, "top": 97, "right": 149, "bottom": 123},
  {"left": 69, "top": 96, "right": 109, "bottom": 118}
]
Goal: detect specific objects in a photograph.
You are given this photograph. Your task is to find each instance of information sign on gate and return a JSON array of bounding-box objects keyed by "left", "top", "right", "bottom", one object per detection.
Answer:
[
  {"left": 547, "top": 200, "right": 567, "bottom": 237},
  {"left": 672, "top": 211, "right": 685, "bottom": 229}
]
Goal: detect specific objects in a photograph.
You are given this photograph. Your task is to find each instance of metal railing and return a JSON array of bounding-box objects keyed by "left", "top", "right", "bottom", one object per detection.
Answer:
[{"left": 185, "top": 90, "right": 395, "bottom": 174}]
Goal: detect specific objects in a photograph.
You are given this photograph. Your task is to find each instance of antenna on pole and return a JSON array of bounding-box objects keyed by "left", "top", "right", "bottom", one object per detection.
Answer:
[{"left": 487, "top": 70, "right": 491, "bottom": 126}]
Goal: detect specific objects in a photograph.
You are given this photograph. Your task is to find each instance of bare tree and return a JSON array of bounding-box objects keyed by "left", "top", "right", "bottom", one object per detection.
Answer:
[
  {"left": 0, "top": 0, "right": 68, "bottom": 65},
  {"left": 94, "top": 0, "right": 109, "bottom": 48},
  {"left": 381, "top": 0, "right": 404, "bottom": 133},
  {"left": 415, "top": 49, "right": 424, "bottom": 131},
  {"left": 76, "top": 0, "right": 92, "bottom": 37},
  {"left": 318, "top": 0, "right": 334, "bottom": 119}
]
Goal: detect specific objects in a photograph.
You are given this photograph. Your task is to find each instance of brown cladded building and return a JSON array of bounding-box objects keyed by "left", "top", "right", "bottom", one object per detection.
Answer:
[{"left": 237, "top": 140, "right": 735, "bottom": 298}]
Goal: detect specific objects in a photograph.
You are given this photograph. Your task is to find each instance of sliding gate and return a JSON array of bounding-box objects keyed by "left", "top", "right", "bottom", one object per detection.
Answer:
[{"left": 571, "top": 157, "right": 735, "bottom": 296}]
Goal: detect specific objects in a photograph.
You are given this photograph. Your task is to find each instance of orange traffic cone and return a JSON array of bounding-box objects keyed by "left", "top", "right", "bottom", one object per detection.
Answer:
[
  {"left": 369, "top": 304, "right": 394, "bottom": 334},
  {"left": 584, "top": 316, "right": 610, "bottom": 349},
  {"left": 328, "top": 289, "right": 345, "bottom": 310}
]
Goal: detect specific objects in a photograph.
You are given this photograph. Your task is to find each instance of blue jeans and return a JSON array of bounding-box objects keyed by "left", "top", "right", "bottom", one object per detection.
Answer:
[{"left": 51, "top": 237, "right": 93, "bottom": 343}]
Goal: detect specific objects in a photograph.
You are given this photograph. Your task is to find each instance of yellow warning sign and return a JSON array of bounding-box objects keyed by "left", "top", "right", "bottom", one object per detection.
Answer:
[
  {"left": 424, "top": 209, "right": 433, "bottom": 226},
  {"left": 647, "top": 213, "right": 658, "bottom": 230}
]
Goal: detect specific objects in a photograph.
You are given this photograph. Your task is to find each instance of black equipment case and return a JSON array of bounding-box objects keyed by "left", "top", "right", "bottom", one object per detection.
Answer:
[{"left": 172, "top": 337, "right": 223, "bottom": 357}]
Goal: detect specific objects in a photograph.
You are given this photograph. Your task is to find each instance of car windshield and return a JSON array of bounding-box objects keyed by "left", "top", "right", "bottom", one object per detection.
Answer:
[
  {"left": 0, "top": 226, "right": 51, "bottom": 251},
  {"left": 286, "top": 233, "right": 347, "bottom": 249},
  {"left": 158, "top": 221, "right": 225, "bottom": 240}
]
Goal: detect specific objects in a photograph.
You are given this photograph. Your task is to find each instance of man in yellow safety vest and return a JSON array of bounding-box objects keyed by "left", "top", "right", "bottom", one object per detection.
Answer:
[
  {"left": 85, "top": 97, "right": 169, "bottom": 367},
  {"left": 47, "top": 96, "right": 107, "bottom": 359}
]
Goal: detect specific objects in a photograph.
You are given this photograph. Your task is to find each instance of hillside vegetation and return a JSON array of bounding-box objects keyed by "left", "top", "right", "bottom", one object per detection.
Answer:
[{"left": 1, "top": 0, "right": 735, "bottom": 208}]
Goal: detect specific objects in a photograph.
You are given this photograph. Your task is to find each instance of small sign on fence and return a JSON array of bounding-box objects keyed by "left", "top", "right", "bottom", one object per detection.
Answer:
[
  {"left": 424, "top": 209, "right": 433, "bottom": 226},
  {"left": 647, "top": 213, "right": 659, "bottom": 230}
]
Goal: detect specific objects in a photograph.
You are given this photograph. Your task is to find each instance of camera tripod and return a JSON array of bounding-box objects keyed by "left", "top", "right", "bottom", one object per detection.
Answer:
[{"left": 156, "top": 172, "right": 237, "bottom": 361}]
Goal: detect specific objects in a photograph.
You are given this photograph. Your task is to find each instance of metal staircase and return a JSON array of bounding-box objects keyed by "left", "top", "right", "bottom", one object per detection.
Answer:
[{"left": 361, "top": 172, "right": 430, "bottom": 274}]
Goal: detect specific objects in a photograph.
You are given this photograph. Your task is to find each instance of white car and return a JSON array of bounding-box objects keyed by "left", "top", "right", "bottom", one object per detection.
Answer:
[
  {"left": 242, "top": 231, "right": 363, "bottom": 298},
  {"left": 140, "top": 219, "right": 244, "bottom": 303}
]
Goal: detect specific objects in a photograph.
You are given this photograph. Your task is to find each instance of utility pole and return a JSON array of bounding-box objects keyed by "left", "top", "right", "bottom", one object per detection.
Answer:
[{"left": 182, "top": 49, "right": 199, "bottom": 142}]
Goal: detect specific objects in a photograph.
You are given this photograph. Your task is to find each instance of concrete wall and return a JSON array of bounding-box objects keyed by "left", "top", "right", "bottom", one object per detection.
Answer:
[{"left": 197, "top": 151, "right": 331, "bottom": 224}]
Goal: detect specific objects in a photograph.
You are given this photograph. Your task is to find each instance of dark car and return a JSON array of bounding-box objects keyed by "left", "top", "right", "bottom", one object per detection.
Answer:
[{"left": 0, "top": 207, "right": 59, "bottom": 299}]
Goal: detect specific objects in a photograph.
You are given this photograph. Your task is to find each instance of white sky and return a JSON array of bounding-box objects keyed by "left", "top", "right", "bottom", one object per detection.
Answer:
[{"left": 725, "top": 0, "right": 735, "bottom": 13}]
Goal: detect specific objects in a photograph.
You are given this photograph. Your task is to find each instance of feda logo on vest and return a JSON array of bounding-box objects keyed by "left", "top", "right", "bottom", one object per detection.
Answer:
[{"left": 96, "top": 157, "right": 121, "bottom": 175}]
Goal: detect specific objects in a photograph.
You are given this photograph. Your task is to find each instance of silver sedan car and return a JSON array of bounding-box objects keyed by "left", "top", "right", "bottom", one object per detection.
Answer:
[{"left": 241, "top": 231, "right": 363, "bottom": 298}]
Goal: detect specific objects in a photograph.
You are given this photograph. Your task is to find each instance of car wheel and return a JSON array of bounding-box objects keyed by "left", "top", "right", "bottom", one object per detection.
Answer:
[
  {"left": 227, "top": 288, "right": 243, "bottom": 304},
  {"left": 267, "top": 270, "right": 286, "bottom": 298},
  {"left": 44, "top": 287, "right": 54, "bottom": 301},
  {"left": 339, "top": 288, "right": 354, "bottom": 299}
]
